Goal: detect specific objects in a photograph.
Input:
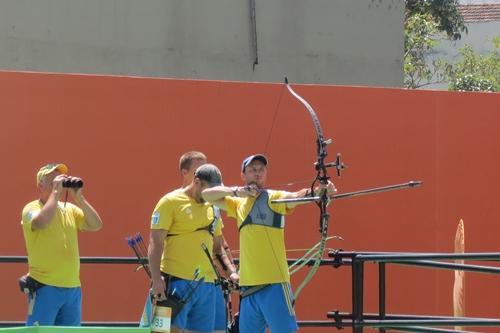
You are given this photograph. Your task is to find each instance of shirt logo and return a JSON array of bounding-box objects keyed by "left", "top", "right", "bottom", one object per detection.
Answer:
[
  {"left": 27, "top": 210, "right": 40, "bottom": 222},
  {"left": 256, "top": 206, "right": 267, "bottom": 221},
  {"left": 151, "top": 212, "right": 160, "bottom": 225}
]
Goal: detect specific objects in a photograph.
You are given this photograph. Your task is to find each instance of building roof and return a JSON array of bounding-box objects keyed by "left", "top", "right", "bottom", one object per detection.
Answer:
[
  {"left": 459, "top": 0, "right": 500, "bottom": 4},
  {"left": 458, "top": 4, "right": 500, "bottom": 22}
]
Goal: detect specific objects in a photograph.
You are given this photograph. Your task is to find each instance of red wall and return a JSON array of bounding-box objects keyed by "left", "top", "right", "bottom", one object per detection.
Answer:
[{"left": 1, "top": 71, "right": 499, "bottom": 331}]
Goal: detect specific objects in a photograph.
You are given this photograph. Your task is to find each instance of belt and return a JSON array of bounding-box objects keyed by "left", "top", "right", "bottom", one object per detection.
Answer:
[
  {"left": 160, "top": 272, "right": 182, "bottom": 282},
  {"left": 240, "top": 284, "right": 270, "bottom": 298}
]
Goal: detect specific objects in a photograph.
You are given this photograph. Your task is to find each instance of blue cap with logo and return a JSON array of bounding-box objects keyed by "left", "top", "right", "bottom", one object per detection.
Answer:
[{"left": 241, "top": 154, "right": 268, "bottom": 172}]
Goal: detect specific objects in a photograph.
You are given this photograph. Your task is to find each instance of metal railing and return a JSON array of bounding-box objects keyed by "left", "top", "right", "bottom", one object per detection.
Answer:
[
  {"left": 326, "top": 250, "right": 500, "bottom": 333},
  {"left": 0, "top": 256, "right": 338, "bottom": 328},
  {"left": 2, "top": 252, "right": 500, "bottom": 332}
]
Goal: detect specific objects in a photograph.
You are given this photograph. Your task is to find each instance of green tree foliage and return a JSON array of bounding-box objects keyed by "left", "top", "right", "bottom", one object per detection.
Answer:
[
  {"left": 405, "top": 0, "right": 467, "bottom": 40},
  {"left": 404, "top": 12, "right": 446, "bottom": 88},
  {"left": 404, "top": 0, "right": 467, "bottom": 89},
  {"left": 447, "top": 37, "right": 500, "bottom": 92}
]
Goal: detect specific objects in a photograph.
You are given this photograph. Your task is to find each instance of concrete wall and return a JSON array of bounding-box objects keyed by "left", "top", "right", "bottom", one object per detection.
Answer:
[
  {"left": 0, "top": 0, "right": 404, "bottom": 86},
  {"left": 431, "top": 21, "right": 499, "bottom": 61}
]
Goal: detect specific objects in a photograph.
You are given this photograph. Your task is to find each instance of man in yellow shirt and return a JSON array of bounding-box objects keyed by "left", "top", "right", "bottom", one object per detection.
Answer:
[
  {"left": 202, "top": 154, "right": 336, "bottom": 333},
  {"left": 148, "top": 163, "right": 231, "bottom": 333},
  {"left": 21, "top": 163, "right": 103, "bottom": 326},
  {"left": 176, "top": 152, "right": 239, "bottom": 333}
]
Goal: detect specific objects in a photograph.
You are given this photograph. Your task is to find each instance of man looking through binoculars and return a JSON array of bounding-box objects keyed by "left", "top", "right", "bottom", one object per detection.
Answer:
[{"left": 21, "top": 163, "right": 103, "bottom": 326}]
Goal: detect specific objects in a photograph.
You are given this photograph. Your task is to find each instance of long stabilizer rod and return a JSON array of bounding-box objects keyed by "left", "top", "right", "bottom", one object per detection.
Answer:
[{"left": 271, "top": 181, "right": 422, "bottom": 204}]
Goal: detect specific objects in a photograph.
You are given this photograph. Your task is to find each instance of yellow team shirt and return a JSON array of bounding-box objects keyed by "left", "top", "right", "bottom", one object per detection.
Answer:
[
  {"left": 151, "top": 189, "right": 223, "bottom": 282},
  {"left": 21, "top": 200, "right": 84, "bottom": 287},
  {"left": 225, "top": 190, "right": 294, "bottom": 286}
]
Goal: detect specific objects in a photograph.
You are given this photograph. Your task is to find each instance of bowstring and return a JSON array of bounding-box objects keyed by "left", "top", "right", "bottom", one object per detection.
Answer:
[{"left": 261, "top": 83, "right": 292, "bottom": 291}]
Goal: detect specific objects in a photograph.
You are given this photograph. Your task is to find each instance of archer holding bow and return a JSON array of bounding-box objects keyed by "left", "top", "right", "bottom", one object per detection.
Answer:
[{"left": 202, "top": 154, "right": 336, "bottom": 333}]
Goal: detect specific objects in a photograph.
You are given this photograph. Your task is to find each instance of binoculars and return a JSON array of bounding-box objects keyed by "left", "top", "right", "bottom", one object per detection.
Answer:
[{"left": 62, "top": 179, "right": 84, "bottom": 189}]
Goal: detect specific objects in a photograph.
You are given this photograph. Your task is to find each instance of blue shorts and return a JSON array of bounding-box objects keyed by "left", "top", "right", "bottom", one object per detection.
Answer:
[
  {"left": 169, "top": 278, "right": 217, "bottom": 332},
  {"left": 214, "top": 284, "right": 227, "bottom": 331},
  {"left": 27, "top": 285, "right": 81, "bottom": 326},
  {"left": 239, "top": 283, "right": 298, "bottom": 333}
]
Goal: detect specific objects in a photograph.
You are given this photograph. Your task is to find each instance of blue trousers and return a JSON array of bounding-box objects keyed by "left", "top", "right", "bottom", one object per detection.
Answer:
[
  {"left": 240, "top": 283, "right": 298, "bottom": 333},
  {"left": 27, "top": 286, "right": 82, "bottom": 326}
]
